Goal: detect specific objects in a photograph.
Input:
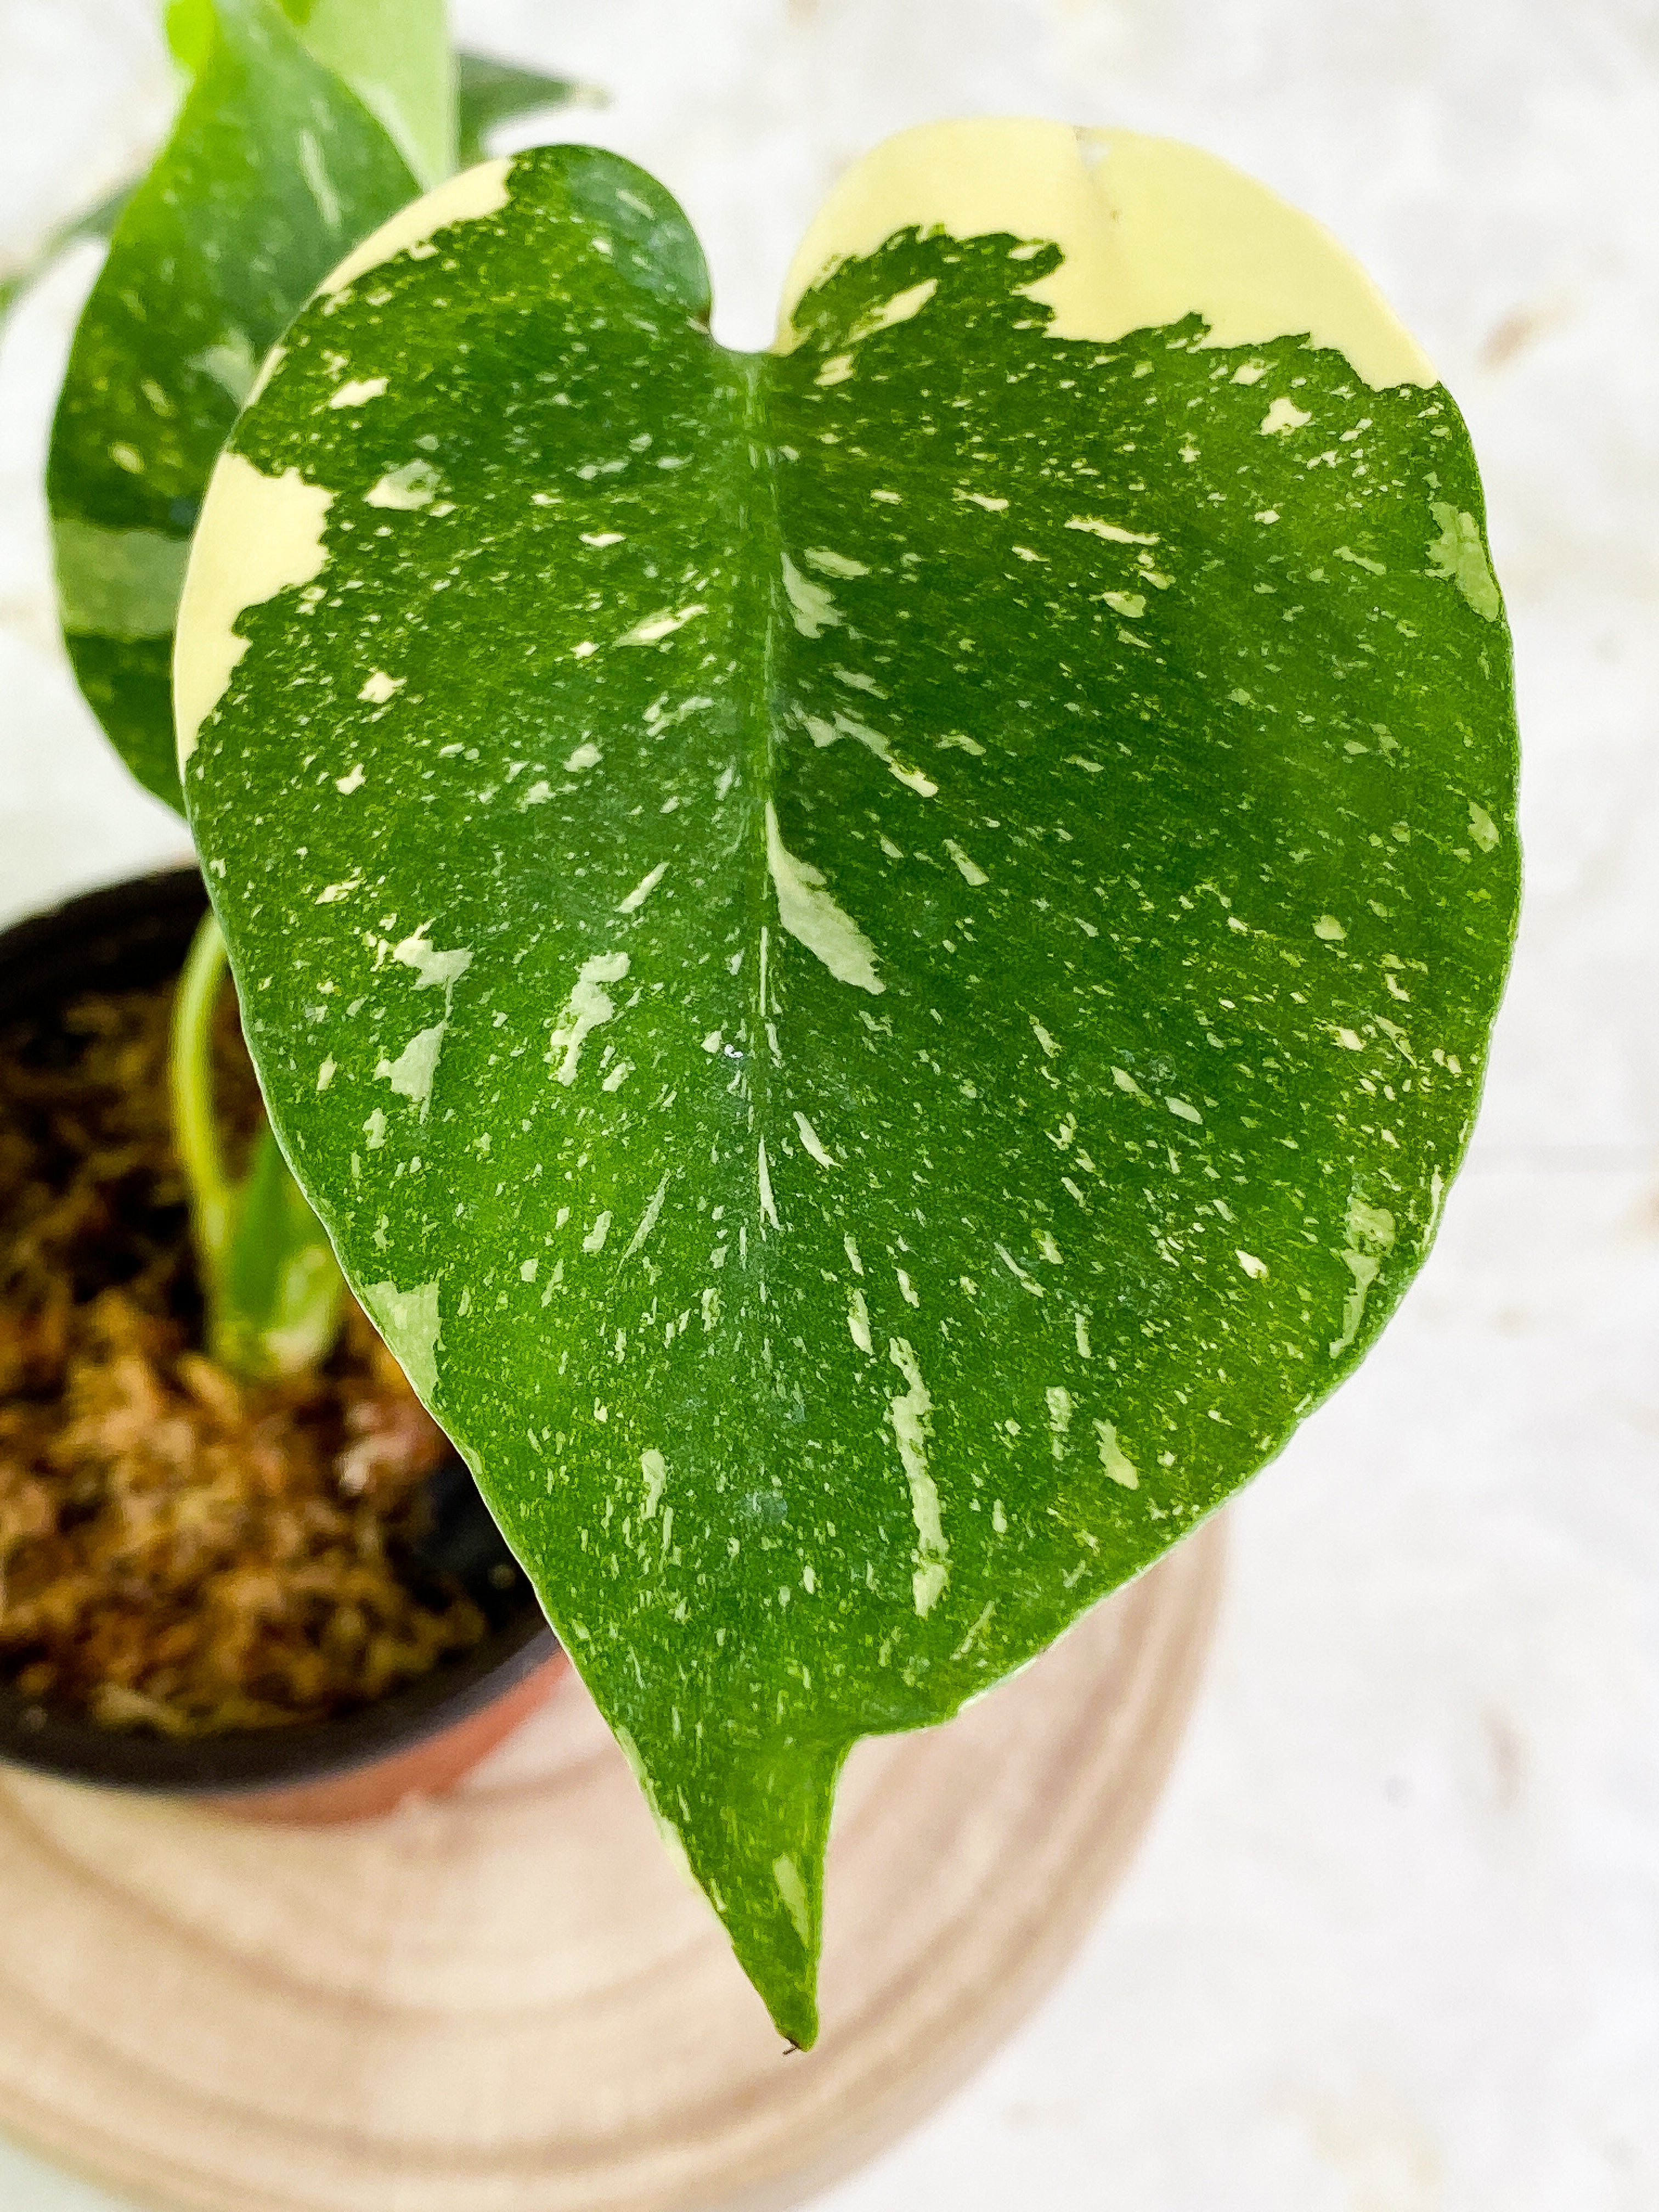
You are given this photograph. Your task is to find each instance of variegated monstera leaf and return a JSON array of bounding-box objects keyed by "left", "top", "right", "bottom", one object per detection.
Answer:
[{"left": 176, "top": 122, "right": 1519, "bottom": 2044}]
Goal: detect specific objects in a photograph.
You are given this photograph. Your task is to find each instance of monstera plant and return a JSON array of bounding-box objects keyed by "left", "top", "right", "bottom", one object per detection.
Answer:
[
  {"left": 166, "top": 116, "right": 1520, "bottom": 2044},
  {"left": 15, "top": 0, "right": 586, "bottom": 1379}
]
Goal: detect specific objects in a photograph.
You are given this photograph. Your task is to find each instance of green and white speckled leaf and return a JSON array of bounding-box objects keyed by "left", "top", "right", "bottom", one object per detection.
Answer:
[
  {"left": 43, "top": 5, "right": 588, "bottom": 815},
  {"left": 177, "top": 123, "right": 1520, "bottom": 2045},
  {"left": 47, "top": 0, "right": 423, "bottom": 812}
]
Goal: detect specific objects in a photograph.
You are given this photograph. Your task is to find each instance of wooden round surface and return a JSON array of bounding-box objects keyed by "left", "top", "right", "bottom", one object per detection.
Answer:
[{"left": 0, "top": 1523, "right": 1221, "bottom": 2212}]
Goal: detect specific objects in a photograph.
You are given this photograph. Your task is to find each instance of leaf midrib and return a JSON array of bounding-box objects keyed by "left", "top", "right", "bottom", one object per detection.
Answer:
[{"left": 727, "top": 347, "right": 787, "bottom": 1289}]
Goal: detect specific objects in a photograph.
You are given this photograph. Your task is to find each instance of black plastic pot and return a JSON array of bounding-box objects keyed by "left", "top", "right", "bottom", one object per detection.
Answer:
[{"left": 0, "top": 867, "right": 557, "bottom": 1805}]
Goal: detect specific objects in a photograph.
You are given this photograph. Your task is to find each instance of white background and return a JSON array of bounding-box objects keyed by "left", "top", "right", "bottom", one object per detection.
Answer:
[{"left": 2, "top": 2, "right": 1657, "bottom": 2205}]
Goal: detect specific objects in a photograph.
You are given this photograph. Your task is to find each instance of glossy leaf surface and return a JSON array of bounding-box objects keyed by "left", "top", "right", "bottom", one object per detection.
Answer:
[{"left": 178, "top": 126, "right": 1520, "bottom": 2042}]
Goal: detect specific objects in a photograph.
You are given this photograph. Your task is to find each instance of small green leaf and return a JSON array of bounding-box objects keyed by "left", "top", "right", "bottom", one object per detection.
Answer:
[
  {"left": 178, "top": 126, "right": 1520, "bottom": 2044},
  {"left": 46, "top": 0, "right": 420, "bottom": 811},
  {"left": 455, "top": 52, "right": 597, "bottom": 168},
  {"left": 0, "top": 182, "right": 130, "bottom": 325}
]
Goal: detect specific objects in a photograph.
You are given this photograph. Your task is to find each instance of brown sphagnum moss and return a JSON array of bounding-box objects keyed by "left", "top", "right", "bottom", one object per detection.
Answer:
[{"left": 0, "top": 977, "right": 489, "bottom": 1735}]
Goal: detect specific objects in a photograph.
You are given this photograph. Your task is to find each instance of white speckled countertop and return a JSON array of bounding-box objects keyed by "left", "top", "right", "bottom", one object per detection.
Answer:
[{"left": 2, "top": 2, "right": 1656, "bottom": 2205}]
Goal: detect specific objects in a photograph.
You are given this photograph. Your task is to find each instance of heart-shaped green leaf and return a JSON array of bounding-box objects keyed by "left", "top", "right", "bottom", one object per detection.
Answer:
[{"left": 177, "top": 123, "right": 1519, "bottom": 2044}]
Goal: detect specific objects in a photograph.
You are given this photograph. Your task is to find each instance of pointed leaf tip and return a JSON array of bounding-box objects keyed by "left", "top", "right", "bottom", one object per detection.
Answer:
[{"left": 611, "top": 1714, "right": 839, "bottom": 2048}]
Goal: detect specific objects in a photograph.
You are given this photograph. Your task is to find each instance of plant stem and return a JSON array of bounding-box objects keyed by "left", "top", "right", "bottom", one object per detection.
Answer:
[
  {"left": 170, "top": 907, "right": 346, "bottom": 1382},
  {"left": 170, "top": 906, "right": 235, "bottom": 1272}
]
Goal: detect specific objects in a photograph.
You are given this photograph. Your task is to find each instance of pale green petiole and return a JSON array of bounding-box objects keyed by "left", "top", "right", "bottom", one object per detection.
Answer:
[{"left": 170, "top": 908, "right": 346, "bottom": 1383}]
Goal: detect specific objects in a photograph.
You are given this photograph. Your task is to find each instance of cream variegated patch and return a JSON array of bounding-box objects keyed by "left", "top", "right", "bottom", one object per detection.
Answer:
[
  {"left": 777, "top": 118, "right": 1435, "bottom": 392},
  {"left": 174, "top": 455, "right": 334, "bottom": 761}
]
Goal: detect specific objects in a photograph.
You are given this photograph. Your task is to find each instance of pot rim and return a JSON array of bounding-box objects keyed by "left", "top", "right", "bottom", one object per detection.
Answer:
[{"left": 0, "top": 865, "right": 556, "bottom": 1798}]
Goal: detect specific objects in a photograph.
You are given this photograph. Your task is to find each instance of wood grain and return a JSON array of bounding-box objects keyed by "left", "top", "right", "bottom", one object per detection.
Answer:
[{"left": 0, "top": 1522, "right": 1222, "bottom": 2212}]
